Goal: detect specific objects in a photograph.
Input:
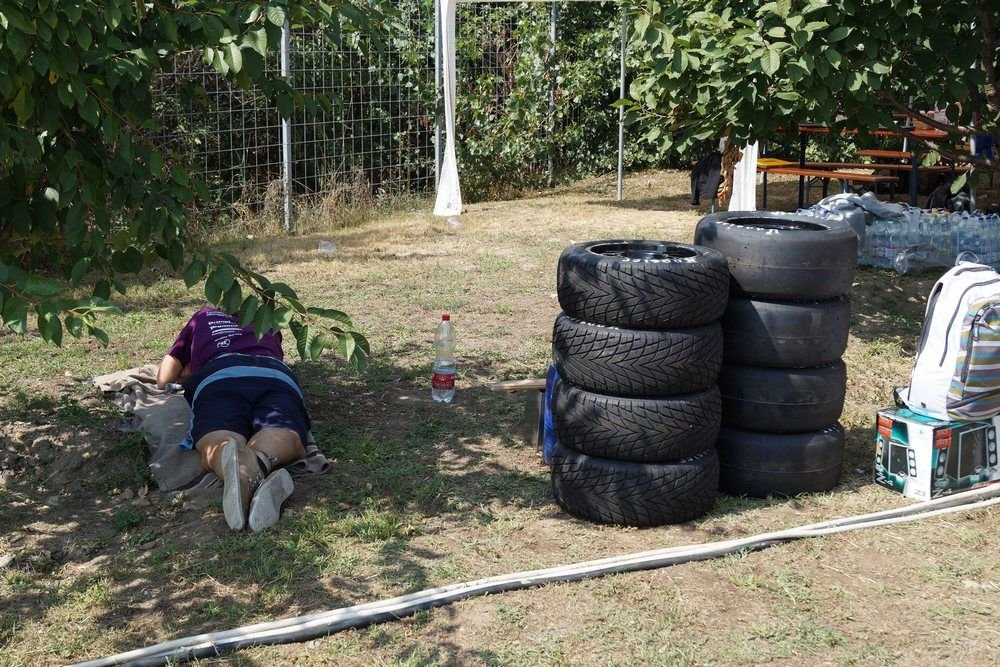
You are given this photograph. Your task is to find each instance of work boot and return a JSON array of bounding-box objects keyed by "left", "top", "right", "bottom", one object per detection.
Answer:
[
  {"left": 248, "top": 468, "right": 294, "bottom": 533},
  {"left": 221, "top": 438, "right": 262, "bottom": 531}
]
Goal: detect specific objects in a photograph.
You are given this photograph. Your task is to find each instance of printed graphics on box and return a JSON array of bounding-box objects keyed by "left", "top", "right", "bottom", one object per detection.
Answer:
[{"left": 874, "top": 407, "right": 1000, "bottom": 501}]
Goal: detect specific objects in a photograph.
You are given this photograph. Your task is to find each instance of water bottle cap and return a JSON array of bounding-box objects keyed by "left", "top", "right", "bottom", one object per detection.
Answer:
[{"left": 442, "top": 313, "right": 450, "bottom": 321}]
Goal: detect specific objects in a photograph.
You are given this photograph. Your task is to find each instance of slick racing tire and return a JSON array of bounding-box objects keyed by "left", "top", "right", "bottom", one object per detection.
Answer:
[
  {"left": 721, "top": 296, "right": 850, "bottom": 368},
  {"left": 718, "top": 361, "right": 847, "bottom": 434},
  {"left": 716, "top": 424, "right": 845, "bottom": 498},
  {"left": 694, "top": 211, "right": 857, "bottom": 299}
]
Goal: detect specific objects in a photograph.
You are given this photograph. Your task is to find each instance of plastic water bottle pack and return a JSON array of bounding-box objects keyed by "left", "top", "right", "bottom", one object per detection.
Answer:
[{"left": 798, "top": 205, "right": 1000, "bottom": 274}]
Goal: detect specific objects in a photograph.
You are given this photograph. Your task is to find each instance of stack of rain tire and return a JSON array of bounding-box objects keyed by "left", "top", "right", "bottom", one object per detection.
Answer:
[
  {"left": 694, "top": 212, "right": 858, "bottom": 498},
  {"left": 549, "top": 240, "right": 730, "bottom": 526}
]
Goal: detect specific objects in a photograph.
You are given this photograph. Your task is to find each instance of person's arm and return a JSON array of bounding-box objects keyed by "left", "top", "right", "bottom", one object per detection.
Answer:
[
  {"left": 160, "top": 309, "right": 201, "bottom": 388},
  {"left": 157, "top": 354, "right": 184, "bottom": 389}
]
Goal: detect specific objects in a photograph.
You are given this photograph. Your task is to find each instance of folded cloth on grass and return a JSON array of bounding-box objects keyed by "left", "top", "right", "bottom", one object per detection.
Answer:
[{"left": 93, "top": 365, "right": 329, "bottom": 505}]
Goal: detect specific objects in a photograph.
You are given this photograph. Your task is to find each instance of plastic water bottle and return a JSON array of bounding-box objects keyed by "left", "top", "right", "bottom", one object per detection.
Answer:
[
  {"left": 432, "top": 313, "right": 456, "bottom": 404},
  {"left": 886, "top": 221, "right": 900, "bottom": 268},
  {"left": 871, "top": 222, "right": 886, "bottom": 267}
]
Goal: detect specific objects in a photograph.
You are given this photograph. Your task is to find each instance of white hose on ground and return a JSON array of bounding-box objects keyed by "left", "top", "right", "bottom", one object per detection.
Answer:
[{"left": 73, "top": 484, "right": 1000, "bottom": 667}]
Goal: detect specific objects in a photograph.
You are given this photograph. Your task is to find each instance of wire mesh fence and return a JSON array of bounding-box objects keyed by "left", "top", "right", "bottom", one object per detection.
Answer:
[
  {"left": 455, "top": 1, "right": 625, "bottom": 199},
  {"left": 153, "top": 1, "right": 637, "bottom": 228}
]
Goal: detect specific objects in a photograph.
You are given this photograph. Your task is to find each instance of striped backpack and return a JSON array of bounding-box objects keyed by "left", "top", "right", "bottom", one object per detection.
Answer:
[{"left": 904, "top": 260, "right": 1000, "bottom": 420}]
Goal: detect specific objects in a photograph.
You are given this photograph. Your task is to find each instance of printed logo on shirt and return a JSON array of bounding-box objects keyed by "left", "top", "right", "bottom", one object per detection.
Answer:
[{"left": 206, "top": 311, "right": 245, "bottom": 349}]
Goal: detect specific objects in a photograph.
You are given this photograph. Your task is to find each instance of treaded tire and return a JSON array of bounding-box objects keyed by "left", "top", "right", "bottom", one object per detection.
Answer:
[
  {"left": 556, "top": 240, "right": 730, "bottom": 329},
  {"left": 694, "top": 211, "right": 858, "bottom": 299},
  {"left": 553, "top": 380, "right": 721, "bottom": 462},
  {"left": 716, "top": 424, "right": 845, "bottom": 498},
  {"left": 552, "top": 314, "right": 723, "bottom": 396},
  {"left": 722, "top": 296, "right": 850, "bottom": 368},
  {"left": 551, "top": 442, "right": 719, "bottom": 527},
  {"left": 718, "top": 361, "right": 846, "bottom": 433}
]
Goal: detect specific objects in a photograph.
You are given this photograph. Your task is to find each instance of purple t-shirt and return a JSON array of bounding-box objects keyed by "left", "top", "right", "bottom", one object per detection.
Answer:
[{"left": 167, "top": 307, "right": 283, "bottom": 374}]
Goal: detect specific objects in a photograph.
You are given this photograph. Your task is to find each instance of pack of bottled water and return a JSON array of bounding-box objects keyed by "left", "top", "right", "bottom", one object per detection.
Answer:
[{"left": 797, "top": 205, "right": 1000, "bottom": 275}]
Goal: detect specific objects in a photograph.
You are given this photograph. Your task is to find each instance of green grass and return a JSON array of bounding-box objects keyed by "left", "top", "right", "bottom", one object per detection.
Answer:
[
  {"left": 112, "top": 507, "right": 142, "bottom": 532},
  {"left": 2, "top": 171, "right": 1000, "bottom": 665}
]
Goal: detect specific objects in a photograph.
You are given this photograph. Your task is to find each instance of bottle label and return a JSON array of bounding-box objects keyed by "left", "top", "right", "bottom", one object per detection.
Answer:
[{"left": 432, "top": 370, "right": 455, "bottom": 390}]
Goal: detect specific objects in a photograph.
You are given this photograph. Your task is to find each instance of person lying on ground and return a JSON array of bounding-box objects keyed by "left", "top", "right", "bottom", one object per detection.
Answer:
[{"left": 156, "top": 306, "right": 310, "bottom": 532}]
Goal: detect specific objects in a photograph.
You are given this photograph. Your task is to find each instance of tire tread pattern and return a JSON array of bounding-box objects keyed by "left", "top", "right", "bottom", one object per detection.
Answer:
[
  {"left": 551, "top": 443, "right": 719, "bottom": 527},
  {"left": 554, "top": 381, "right": 721, "bottom": 462},
  {"left": 558, "top": 245, "right": 730, "bottom": 329},
  {"left": 553, "top": 315, "right": 723, "bottom": 396}
]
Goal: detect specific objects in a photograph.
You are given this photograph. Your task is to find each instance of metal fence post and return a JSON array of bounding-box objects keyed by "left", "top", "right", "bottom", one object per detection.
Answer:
[
  {"left": 434, "top": 0, "right": 442, "bottom": 191},
  {"left": 617, "top": 6, "right": 626, "bottom": 202},
  {"left": 547, "top": 1, "right": 557, "bottom": 188},
  {"left": 280, "top": 20, "right": 293, "bottom": 232}
]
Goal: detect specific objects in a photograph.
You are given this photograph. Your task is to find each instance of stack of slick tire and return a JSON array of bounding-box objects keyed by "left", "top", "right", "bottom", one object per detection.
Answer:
[
  {"left": 694, "top": 211, "right": 858, "bottom": 498},
  {"left": 550, "top": 240, "right": 730, "bottom": 527}
]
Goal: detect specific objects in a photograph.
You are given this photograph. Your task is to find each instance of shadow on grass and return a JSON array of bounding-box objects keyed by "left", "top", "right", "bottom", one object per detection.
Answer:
[
  {"left": 848, "top": 265, "right": 939, "bottom": 348},
  {"left": 0, "top": 245, "right": 950, "bottom": 663},
  {"left": 0, "top": 347, "right": 555, "bottom": 664}
]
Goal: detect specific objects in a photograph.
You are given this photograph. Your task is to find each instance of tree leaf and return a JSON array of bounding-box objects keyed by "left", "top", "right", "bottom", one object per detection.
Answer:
[
  {"left": 37, "top": 304, "right": 63, "bottom": 346},
  {"left": 223, "top": 282, "right": 243, "bottom": 315},
  {"left": 244, "top": 28, "right": 267, "bottom": 57},
  {"left": 2, "top": 296, "right": 29, "bottom": 334},
  {"left": 88, "top": 326, "right": 110, "bottom": 347},
  {"left": 183, "top": 260, "right": 205, "bottom": 288},
  {"left": 238, "top": 295, "right": 259, "bottom": 328},
  {"left": 24, "top": 275, "right": 63, "bottom": 298},
  {"left": 210, "top": 263, "right": 235, "bottom": 292},
  {"left": 309, "top": 331, "right": 325, "bottom": 360},
  {"left": 762, "top": 48, "right": 780, "bottom": 76},
  {"left": 12, "top": 85, "right": 34, "bottom": 120},
  {"left": 266, "top": 6, "right": 286, "bottom": 26},
  {"left": 65, "top": 314, "right": 85, "bottom": 338},
  {"left": 337, "top": 331, "right": 356, "bottom": 363},
  {"left": 950, "top": 172, "right": 968, "bottom": 194},
  {"left": 205, "top": 278, "right": 223, "bottom": 305},
  {"left": 306, "top": 306, "right": 353, "bottom": 325},
  {"left": 227, "top": 43, "right": 243, "bottom": 74},
  {"left": 827, "top": 26, "right": 851, "bottom": 42}
]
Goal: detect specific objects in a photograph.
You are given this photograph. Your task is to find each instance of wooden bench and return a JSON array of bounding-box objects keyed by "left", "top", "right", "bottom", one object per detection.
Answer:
[
  {"left": 803, "top": 162, "right": 970, "bottom": 173},
  {"left": 855, "top": 149, "right": 913, "bottom": 161},
  {"left": 756, "top": 165, "right": 898, "bottom": 208}
]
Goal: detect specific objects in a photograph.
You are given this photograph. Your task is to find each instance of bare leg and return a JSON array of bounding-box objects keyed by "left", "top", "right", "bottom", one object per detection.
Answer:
[
  {"left": 248, "top": 428, "right": 306, "bottom": 474},
  {"left": 195, "top": 429, "right": 248, "bottom": 478},
  {"left": 246, "top": 429, "right": 303, "bottom": 532},
  {"left": 196, "top": 430, "right": 258, "bottom": 531}
]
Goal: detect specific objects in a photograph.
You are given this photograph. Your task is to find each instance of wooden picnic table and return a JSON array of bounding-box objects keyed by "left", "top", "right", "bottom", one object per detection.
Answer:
[
  {"left": 791, "top": 124, "right": 951, "bottom": 207},
  {"left": 755, "top": 164, "right": 898, "bottom": 209}
]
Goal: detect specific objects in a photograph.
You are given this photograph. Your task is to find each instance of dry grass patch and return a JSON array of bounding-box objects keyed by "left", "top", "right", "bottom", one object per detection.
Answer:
[{"left": 2, "top": 170, "right": 1000, "bottom": 666}]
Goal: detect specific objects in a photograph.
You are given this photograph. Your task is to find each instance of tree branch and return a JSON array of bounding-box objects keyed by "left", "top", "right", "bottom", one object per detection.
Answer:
[
  {"left": 896, "top": 127, "right": 996, "bottom": 171},
  {"left": 877, "top": 90, "right": 976, "bottom": 135}
]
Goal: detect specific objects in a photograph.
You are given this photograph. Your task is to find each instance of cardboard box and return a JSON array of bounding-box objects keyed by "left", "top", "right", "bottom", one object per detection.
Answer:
[{"left": 874, "top": 407, "right": 1000, "bottom": 501}]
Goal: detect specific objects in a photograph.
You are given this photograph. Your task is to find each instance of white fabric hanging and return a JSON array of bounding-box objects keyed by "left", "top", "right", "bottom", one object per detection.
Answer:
[
  {"left": 728, "top": 141, "right": 759, "bottom": 211},
  {"left": 434, "top": 0, "right": 462, "bottom": 216}
]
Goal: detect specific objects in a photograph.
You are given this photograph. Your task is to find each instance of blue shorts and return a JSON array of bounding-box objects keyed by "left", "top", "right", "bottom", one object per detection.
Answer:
[{"left": 180, "top": 354, "right": 311, "bottom": 449}]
